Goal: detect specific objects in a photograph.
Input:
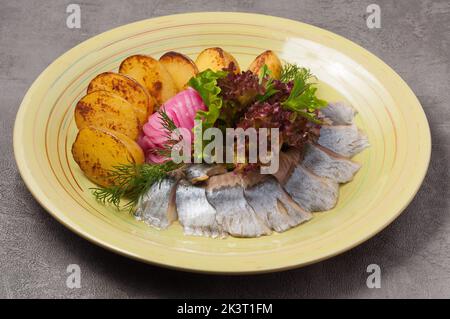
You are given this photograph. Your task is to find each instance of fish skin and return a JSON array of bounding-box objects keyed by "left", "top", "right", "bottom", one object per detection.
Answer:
[
  {"left": 176, "top": 179, "right": 226, "bottom": 238},
  {"left": 284, "top": 163, "right": 339, "bottom": 212},
  {"left": 244, "top": 175, "right": 312, "bottom": 232},
  {"left": 318, "top": 124, "right": 369, "bottom": 157},
  {"left": 320, "top": 102, "right": 356, "bottom": 125},
  {"left": 206, "top": 173, "right": 271, "bottom": 238},
  {"left": 272, "top": 149, "right": 302, "bottom": 185},
  {"left": 134, "top": 177, "right": 178, "bottom": 229},
  {"left": 303, "top": 143, "right": 361, "bottom": 183},
  {"left": 184, "top": 163, "right": 227, "bottom": 184}
]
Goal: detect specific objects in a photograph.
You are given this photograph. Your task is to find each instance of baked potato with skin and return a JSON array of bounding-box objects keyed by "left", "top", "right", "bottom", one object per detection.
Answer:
[
  {"left": 72, "top": 126, "right": 144, "bottom": 187},
  {"left": 87, "top": 72, "right": 155, "bottom": 125},
  {"left": 195, "top": 47, "right": 240, "bottom": 73},
  {"left": 119, "top": 55, "right": 178, "bottom": 105},
  {"left": 74, "top": 90, "right": 140, "bottom": 141},
  {"left": 248, "top": 50, "right": 282, "bottom": 79},
  {"left": 159, "top": 52, "right": 198, "bottom": 90}
]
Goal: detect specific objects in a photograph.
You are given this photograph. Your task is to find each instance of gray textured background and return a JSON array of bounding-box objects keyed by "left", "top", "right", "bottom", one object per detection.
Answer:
[{"left": 1, "top": 0, "right": 449, "bottom": 299}]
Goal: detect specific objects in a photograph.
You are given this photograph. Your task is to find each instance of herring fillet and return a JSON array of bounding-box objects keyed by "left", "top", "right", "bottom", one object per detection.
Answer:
[
  {"left": 134, "top": 177, "right": 178, "bottom": 229},
  {"left": 184, "top": 163, "right": 227, "bottom": 184},
  {"left": 176, "top": 179, "right": 226, "bottom": 238},
  {"left": 244, "top": 176, "right": 312, "bottom": 232},
  {"left": 318, "top": 124, "right": 369, "bottom": 157},
  {"left": 206, "top": 173, "right": 271, "bottom": 237},
  {"left": 320, "top": 102, "right": 356, "bottom": 125},
  {"left": 284, "top": 164, "right": 339, "bottom": 212},
  {"left": 303, "top": 143, "right": 361, "bottom": 183},
  {"left": 272, "top": 149, "right": 302, "bottom": 184}
]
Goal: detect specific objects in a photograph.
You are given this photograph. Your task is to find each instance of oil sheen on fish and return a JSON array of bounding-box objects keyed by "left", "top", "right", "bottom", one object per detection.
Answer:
[
  {"left": 284, "top": 163, "right": 339, "bottom": 212},
  {"left": 206, "top": 173, "right": 271, "bottom": 237},
  {"left": 318, "top": 124, "right": 369, "bottom": 157},
  {"left": 184, "top": 163, "right": 227, "bottom": 184},
  {"left": 244, "top": 175, "right": 312, "bottom": 232},
  {"left": 320, "top": 102, "right": 356, "bottom": 125},
  {"left": 176, "top": 179, "right": 226, "bottom": 238},
  {"left": 134, "top": 176, "right": 178, "bottom": 229},
  {"left": 303, "top": 143, "right": 361, "bottom": 183}
]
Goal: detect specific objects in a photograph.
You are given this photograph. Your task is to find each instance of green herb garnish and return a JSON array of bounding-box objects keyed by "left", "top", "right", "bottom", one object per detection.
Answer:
[
  {"left": 188, "top": 69, "right": 228, "bottom": 161},
  {"left": 257, "top": 64, "right": 279, "bottom": 102},
  {"left": 280, "top": 62, "right": 310, "bottom": 83},
  {"left": 91, "top": 161, "right": 181, "bottom": 211},
  {"left": 188, "top": 69, "right": 228, "bottom": 130},
  {"left": 281, "top": 65, "right": 327, "bottom": 123},
  {"left": 158, "top": 109, "right": 177, "bottom": 138},
  {"left": 156, "top": 109, "right": 181, "bottom": 157}
]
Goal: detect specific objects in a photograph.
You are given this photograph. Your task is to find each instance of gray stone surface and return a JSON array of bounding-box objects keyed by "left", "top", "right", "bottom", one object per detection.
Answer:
[{"left": 0, "top": 0, "right": 449, "bottom": 299}]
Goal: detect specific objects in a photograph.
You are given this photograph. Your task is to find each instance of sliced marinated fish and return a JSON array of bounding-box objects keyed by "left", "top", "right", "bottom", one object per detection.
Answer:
[
  {"left": 303, "top": 143, "right": 361, "bottom": 183},
  {"left": 176, "top": 179, "right": 226, "bottom": 238},
  {"left": 320, "top": 102, "right": 356, "bottom": 125},
  {"left": 206, "top": 173, "right": 271, "bottom": 237},
  {"left": 284, "top": 164, "right": 339, "bottom": 212},
  {"left": 318, "top": 124, "right": 369, "bottom": 157},
  {"left": 135, "top": 176, "right": 178, "bottom": 229},
  {"left": 244, "top": 175, "right": 312, "bottom": 232},
  {"left": 272, "top": 149, "right": 302, "bottom": 184},
  {"left": 184, "top": 163, "right": 228, "bottom": 184}
]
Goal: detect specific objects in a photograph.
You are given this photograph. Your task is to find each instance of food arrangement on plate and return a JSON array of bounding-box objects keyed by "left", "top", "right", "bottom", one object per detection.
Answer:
[{"left": 71, "top": 47, "right": 369, "bottom": 238}]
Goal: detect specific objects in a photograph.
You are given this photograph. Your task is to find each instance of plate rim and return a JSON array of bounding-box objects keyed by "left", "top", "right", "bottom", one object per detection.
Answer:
[{"left": 13, "top": 12, "right": 431, "bottom": 274}]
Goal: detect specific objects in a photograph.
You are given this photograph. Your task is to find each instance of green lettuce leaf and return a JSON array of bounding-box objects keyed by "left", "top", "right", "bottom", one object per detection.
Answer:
[{"left": 188, "top": 69, "right": 228, "bottom": 129}]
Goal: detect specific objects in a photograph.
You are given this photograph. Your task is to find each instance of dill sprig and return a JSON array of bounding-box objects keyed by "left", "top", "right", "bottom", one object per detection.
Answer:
[
  {"left": 280, "top": 62, "right": 313, "bottom": 83},
  {"left": 156, "top": 109, "right": 181, "bottom": 158},
  {"left": 158, "top": 109, "right": 177, "bottom": 139},
  {"left": 91, "top": 161, "right": 181, "bottom": 212}
]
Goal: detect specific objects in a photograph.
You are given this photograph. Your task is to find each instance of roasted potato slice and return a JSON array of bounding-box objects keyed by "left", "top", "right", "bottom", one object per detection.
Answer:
[
  {"left": 195, "top": 47, "right": 240, "bottom": 73},
  {"left": 159, "top": 52, "right": 198, "bottom": 90},
  {"left": 87, "top": 72, "right": 155, "bottom": 125},
  {"left": 119, "top": 55, "right": 178, "bottom": 105},
  {"left": 75, "top": 90, "right": 140, "bottom": 141},
  {"left": 248, "top": 50, "right": 282, "bottom": 79},
  {"left": 72, "top": 126, "right": 144, "bottom": 187}
]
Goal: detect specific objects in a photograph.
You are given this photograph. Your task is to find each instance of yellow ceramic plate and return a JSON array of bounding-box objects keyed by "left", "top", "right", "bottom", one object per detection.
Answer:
[{"left": 13, "top": 12, "right": 430, "bottom": 274}]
